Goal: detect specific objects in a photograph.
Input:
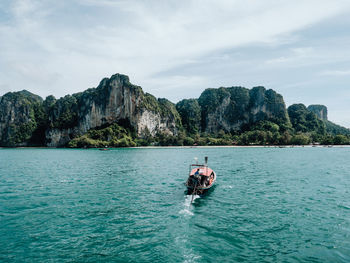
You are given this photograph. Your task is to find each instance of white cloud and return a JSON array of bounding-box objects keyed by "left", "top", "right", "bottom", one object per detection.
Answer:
[
  {"left": 320, "top": 70, "right": 350, "bottom": 76},
  {"left": 265, "top": 56, "right": 290, "bottom": 65},
  {"left": 1, "top": 0, "right": 350, "bottom": 107}
]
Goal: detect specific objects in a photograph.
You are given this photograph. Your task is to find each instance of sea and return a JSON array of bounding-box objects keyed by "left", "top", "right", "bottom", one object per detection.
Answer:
[{"left": 0, "top": 147, "right": 350, "bottom": 262}]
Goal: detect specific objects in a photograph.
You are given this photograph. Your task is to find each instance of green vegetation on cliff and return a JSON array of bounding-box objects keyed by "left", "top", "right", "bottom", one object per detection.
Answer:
[
  {"left": 0, "top": 90, "right": 44, "bottom": 146},
  {"left": 324, "top": 120, "right": 350, "bottom": 135},
  {"left": 68, "top": 123, "right": 136, "bottom": 148},
  {"left": 176, "top": 99, "right": 201, "bottom": 135},
  {"left": 198, "top": 87, "right": 250, "bottom": 132},
  {"left": 197, "top": 86, "right": 291, "bottom": 135},
  {"left": 288, "top": 104, "right": 326, "bottom": 135},
  {"left": 141, "top": 93, "right": 182, "bottom": 127},
  {"left": 1, "top": 74, "right": 350, "bottom": 147},
  {"left": 50, "top": 95, "right": 79, "bottom": 129}
]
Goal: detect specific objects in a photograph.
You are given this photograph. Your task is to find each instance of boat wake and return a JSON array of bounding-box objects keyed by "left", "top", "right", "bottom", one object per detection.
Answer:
[
  {"left": 174, "top": 236, "right": 202, "bottom": 263},
  {"left": 179, "top": 195, "right": 200, "bottom": 216},
  {"left": 175, "top": 195, "right": 203, "bottom": 262}
]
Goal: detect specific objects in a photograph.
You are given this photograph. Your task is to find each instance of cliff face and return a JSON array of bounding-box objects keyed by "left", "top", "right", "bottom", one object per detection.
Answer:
[
  {"left": 2, "top": 73, "right": 347, "bottom": 147},
  {"left": 0, "top": 90, "right": 43, "bottom": 146},
  {"left": 306, "top": 104, "right": 350, "bottom": 135},
  {"left": 198, "top": 86, "right": 290, "bottom": 133},
  {"left": 45, "top": 74, "right": 180, "bottom": 146},
  {"left": 308, "top": 105, "right": 328, "bottom": 120},
  {"left": 0, "top": 74, "right": 180, "bottom": 147}
]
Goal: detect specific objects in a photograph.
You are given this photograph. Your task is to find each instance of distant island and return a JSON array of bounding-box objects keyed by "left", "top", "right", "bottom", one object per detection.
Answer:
[{"left": 0, "top": 73, "right": 349, "bottom": 147}]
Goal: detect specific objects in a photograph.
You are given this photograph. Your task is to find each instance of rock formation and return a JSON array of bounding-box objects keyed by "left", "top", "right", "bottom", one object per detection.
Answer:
[
  {"left": 44, "top": 74, "right": 180, "bottom": 146},
  {"left": 198, "top": 86, "right": 290, "bottom": 133},
  {"left": 0, "top": 90, "right": 43, "bottom": 146},
  {"left": 307, "top": 104, "right": 350, "bottom": 135},
  {"left": 288, "top": 104, "right": 326, "bottom": 134},
  {"left": 1, "top": 73, "right": 349, "bottom": 147},
  {"left": 0, "top": 74, "right": 180, "bottom": 147},
  {"left": 308, "top": 105, "right": 328, "bottom": 120}
]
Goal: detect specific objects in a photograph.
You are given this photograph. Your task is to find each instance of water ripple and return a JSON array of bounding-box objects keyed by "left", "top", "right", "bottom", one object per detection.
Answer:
[{"left": 1, "top": 147, "right": 350, "bottom": 262}]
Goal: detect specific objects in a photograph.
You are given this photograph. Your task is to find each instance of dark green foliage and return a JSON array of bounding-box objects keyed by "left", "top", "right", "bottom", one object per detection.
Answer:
[
  {"left": 140, "top": 94, "right": 173, "bottom": 117},
  {"left": 154, "top": 132, "right": 182, "bottom": 146},
  {"left": 324, "top": 120, "right": 350, "bottom": 135},
  {"left": 158, "top": 98, "right": 182, "bottom": 127},
  {"left": 43, "top": 95, "right": 56, "bottom": 109},
  {"left": 183, "top": 136, "right": 195, "bottom": 146},
  {"left": 68, "top": 123, "right": 136, "bottom": 148},
  {"left": 290, "top": 134, "right": 310, "bottom": 145},
  {"left": 141, "top": 93, "right": 160, "bottom": 112},
  {"left": 333, "top": 135, "right": 349, "bottom": 145},
  {"left": 176, "top": 99, "right": 201, "bottom": 134},
  {"left": 11, "top": 120, "right": 37, "bottom": 144},
  {"left": 199, "top": 88, "right": 230, "bottom": 114},
  {"left": 1, "top": 90, "right": 43, "bottom": 103},
  {"left": 0, "top": 90, "right": 43, "bottom": 146},
  {"left": 50, "top": 95, "right": 79, "bottom": 129},
  {"left": 288, "top": 104, "right": 325, "bottom": 134},
  {"left": 225, "top": 87, "right": 250, "bottom": 123},
  {"left": 140, "top": 94, "right": 182, "bottom": 128},
  {"left": 30, "top": 102, "right": 48, "bottom": 145},
  {"left": 321, "top": 134, "right": 350, "bottom": 145},
  {"left": 250, "top": 120, "right": 280, "bottom": 133}
]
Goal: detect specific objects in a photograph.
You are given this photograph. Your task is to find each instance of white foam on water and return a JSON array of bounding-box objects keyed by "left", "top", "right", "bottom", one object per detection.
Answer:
[
  {"left": 179, "top": 195, "right": 200, "bottom": 217},
  {"left": 185, "top": 194, "right": 200, "bottom": 205},
  {"left": 183, "top": 254, "right": 202, "bottom": 263},
  {"left": 174, "top": 236, "right": 202, "bottom": 263},
  {"left": 179, "top": 208, "right": 194, "bottom": 216}
]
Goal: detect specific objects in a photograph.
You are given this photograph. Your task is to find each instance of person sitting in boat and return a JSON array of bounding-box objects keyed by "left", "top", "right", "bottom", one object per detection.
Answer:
[
  {"left": 201, "top": 172, "right": 210, "bottom": 186},
  {"left": 190, "top": 168, "right": 201, "bottom": 186},
  {"left": 208, "top": 171, "right": 214, "bottom": 185},
  {"left": 192, "top": 168, "right": 201, "bottom": 180}
]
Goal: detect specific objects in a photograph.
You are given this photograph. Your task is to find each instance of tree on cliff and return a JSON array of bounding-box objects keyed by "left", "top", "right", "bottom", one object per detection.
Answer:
[{"left": 1, "top": 74, "right": 350, "bottom": 147}]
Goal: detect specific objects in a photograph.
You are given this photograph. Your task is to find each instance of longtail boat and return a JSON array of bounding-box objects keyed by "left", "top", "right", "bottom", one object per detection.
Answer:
[{"left": 185, "top": 157, "right": 216, "bottom": 197}]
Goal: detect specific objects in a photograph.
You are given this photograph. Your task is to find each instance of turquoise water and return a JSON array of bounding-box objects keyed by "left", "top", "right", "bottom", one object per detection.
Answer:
[{"left": 1, "top": 147, "right": 350, "bottom": 262}]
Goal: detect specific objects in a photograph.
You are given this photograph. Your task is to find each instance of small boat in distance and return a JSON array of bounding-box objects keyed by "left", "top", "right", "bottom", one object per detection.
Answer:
[
  {"left": 185, "top": 157, "right": 216, "bottom": 197},
  {"left": 99, "top": 148, "right": 110, "bottom": 151}
]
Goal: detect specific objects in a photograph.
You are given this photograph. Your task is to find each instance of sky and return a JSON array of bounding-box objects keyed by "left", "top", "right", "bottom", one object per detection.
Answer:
[{"left": 0, "top": 0, "right": 350, "bottom": 127}]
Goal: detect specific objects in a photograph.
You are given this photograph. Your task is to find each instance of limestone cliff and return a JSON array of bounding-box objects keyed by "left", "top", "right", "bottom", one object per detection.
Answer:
[
  {"left": 0, "top": 90, "right": 43, "bottom": 146},
  {"left": 306, "top": 104, "right": 350, "bottom": 135},
  {"left": 0, "top": 74, "right": 180, "bottom": 147},
  {"left": 307, "top": 105, "right": 328, "bottom": 120},
  {"left": 198, "top": 86, "right": 290, "bottom": 133},
  {"left": 45, "top": 74, "right": 180, "bottom": 146},
  {"left": 1, "top": 73, "right": 348, "bottom": 147}
]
